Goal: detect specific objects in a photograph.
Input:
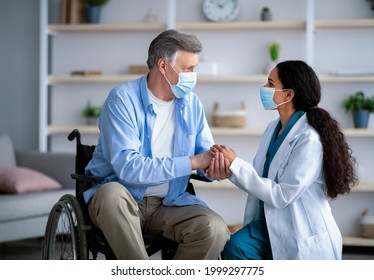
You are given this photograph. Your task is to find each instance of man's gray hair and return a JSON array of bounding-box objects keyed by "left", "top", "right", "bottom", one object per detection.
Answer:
[{"left": 147, "top": 29, "right": 203, "bottom": 70}]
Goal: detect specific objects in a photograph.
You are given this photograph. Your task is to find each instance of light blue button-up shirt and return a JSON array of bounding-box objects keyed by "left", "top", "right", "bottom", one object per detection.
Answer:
[{"left": 84, "top": 75, "right": 214, "bottom": 208}]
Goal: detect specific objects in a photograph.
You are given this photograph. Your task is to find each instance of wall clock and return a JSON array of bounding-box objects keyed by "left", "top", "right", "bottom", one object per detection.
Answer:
[{"left": 202, "top": 0, "right": 241, "bottom": 22}]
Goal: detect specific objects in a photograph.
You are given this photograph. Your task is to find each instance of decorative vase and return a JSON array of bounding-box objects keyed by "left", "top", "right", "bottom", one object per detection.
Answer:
[
  {"left": 261, "top": 10, "right": 272, "bottom": 21},
  {"left": 353, "top": 109, "right": 370, "bottom": 128},
  {"left": 86, "top": 6, "right": 101, "bottom": 23}
]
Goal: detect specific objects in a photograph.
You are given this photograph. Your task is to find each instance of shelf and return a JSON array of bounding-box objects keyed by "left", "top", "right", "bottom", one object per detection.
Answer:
[
  {"left": 47, "top": 74, "right": 268, "bottom": 84},
  {"left": 198, "top": 75, "right": 267, "bottom": 83},
  {"left": 176, "top": 21, "right": 306, "bottom": 31},
  {"left": 47, "top": 125, "right": 99, "bottom": 135},
  {"left": 343, "top": 129, "right": 374, "bottom": 137},
  {"left": 47, "top": 74, "right": 374, "bottom": 85},
  {"left": 353, "top": 183, "right": 374, "bottom": 192},
  {"left": 48, "top": 23, "right": 166, "bottom": 33},
  {"left": 46, "top": 125, "right": 266, "bottom": 137},
  {"left": 47, "top": 125, "right": 374, "bottom": 138},
  {"left": 211, "top": 127, "right": 264, "bottom": 136},
  {"left": 211, "top": 127, "right": 374, "bottom": 138},
  {"left": 46, "top": 19, "right": 374, "bottom": 34},
  {"left": 343, "top": 236, "right": 374, "bottom": 247},
  {"left": 315, "top": 19, "right": 374, "bottom": 29},
  {"left": 48, "top": 75, "right": 141, "bottom": 84},
  {"left": 319, "top": 75, "right": 374, "bottom": 83}
]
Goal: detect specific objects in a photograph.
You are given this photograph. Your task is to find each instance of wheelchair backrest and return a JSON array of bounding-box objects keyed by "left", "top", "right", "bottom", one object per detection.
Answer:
[
  {"left": 67, "top": 129, "right": 99, "bottom": 209},
  {"left": 68, "top": 129, "right": 96, "bottom": 175},
  {"left": 76, "top": 143, "right": 96, "bottom": 175}
]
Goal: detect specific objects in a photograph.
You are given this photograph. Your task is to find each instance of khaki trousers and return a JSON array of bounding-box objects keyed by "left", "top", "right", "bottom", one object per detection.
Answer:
[{"left": 88, "top": 182, "right": 230, "bottom": 260}]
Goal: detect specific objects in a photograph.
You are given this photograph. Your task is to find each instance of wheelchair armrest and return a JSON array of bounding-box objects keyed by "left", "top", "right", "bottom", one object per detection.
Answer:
[
  {"left": 71, "top": 173, "right": 208, "bottom": 185},
  {"left": 189, "top": 172, "right": 212, "bottom": 182},
  {"left": 71, "top": 173, "right": 104, "bottom": 184},
  {"left": 186, "top": 172, "right": 211, "bottom": 196}
]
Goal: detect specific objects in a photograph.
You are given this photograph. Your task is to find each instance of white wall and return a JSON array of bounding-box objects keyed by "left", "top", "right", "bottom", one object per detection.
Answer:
[{"left": 0, "top": 0, "right": 40, "bottom": 150}]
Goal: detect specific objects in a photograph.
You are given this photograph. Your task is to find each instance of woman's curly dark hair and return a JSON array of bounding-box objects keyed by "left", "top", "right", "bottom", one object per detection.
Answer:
[{"left": 277, "top": 60, "right": 359, "bottom": 199}]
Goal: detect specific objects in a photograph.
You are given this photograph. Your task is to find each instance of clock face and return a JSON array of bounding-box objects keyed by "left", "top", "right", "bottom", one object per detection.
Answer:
[{"left": 202, "top": 0, "right": 241, "bottom": 22}]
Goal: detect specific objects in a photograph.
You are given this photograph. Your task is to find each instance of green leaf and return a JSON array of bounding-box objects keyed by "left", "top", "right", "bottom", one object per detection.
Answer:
[{"left": 342, "top": 91, "right": 374, "bottom": 113}]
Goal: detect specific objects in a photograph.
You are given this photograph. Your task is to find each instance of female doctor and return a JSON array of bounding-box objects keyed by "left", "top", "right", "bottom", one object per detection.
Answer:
[{"left": 207, "top": 60, "right": 358, "bottom": 260}]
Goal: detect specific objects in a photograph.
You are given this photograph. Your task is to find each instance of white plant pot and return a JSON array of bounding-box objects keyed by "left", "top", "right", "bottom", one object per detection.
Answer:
[
  {"left": 264, "top": 60, "right": 277, "bottom": 74},
  {"left": 86, "top": 117, "right": 99, "bottom": 126}
]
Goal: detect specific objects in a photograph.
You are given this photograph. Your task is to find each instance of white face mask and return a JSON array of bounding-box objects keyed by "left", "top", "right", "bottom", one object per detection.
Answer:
[
  {"left": 259, "top": 87, "right": 292, "bottom": 110},
  {"left": 164, "top": 61, "right": 197, "bottom": 99}
]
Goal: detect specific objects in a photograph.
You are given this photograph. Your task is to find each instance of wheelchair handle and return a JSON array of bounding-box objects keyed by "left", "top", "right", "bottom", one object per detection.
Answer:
[{"left": 68, "top": 129, "right": 81, "bottom": 145}]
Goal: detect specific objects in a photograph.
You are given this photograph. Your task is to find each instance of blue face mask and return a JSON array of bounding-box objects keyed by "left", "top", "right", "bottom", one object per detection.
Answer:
[
  {"left": 164, "top": 61, "right": 197, "bottom": 99},
  {"left": 259, "top": 87, "right": 291, "bottom": 110}
]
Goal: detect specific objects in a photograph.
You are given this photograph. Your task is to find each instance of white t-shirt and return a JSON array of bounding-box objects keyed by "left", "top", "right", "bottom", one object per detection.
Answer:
[{"left": 144, "top": 90, "right": 176, "bottom": 197}]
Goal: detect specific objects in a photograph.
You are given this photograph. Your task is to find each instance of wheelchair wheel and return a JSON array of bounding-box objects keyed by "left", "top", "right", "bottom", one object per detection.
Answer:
[{"left": 43, "top": 194, "right": 88, "bottom": 260}]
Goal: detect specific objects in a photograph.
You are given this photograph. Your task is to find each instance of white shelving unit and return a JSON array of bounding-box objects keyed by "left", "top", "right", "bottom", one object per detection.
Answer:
[
  {"left": 47, "top": 73, "right": 374, "bottom": 85},
  {"left": 39, "top": 0, "right": 374, "bottom": 248}
]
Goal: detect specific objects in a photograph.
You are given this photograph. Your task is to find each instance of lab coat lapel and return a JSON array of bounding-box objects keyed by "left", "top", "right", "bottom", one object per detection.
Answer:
[
  {"left": 267, "top": 115, "right": 308, "bottom": 180},
  {"left": 253, "top": 119, "right": 279, "bottom": 175}
]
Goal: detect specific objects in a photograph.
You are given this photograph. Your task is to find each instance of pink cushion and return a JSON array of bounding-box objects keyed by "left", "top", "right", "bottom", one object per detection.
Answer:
[{"left": 0, "top": 167, "right": 61, "bottom": 193}]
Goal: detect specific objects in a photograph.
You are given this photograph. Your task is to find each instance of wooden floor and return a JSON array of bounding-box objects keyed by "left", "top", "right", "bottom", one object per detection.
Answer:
[{"left": 0, "top": 237, "right": 373, "bottom": 260}]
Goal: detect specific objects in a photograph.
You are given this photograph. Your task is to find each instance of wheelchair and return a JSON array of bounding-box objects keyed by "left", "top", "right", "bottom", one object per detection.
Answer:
[{"left": 42, "top": 129, "right": 209, "bottom": 260}]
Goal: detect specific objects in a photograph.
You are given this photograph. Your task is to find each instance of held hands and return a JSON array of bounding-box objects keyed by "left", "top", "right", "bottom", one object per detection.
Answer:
[
  {"left": 210, "top": 144, "right": 236, "bottom": 164},
  {"left": 190, "top": 144, "right": 237, "bottom": 180},
  {"left": 205, "top": 144, "right": 236, "bottom": 180}
]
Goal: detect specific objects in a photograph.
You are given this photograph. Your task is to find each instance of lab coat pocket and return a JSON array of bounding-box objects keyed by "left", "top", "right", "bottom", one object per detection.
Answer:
[{"left": 297, "top": 231, "right": 334, "bottom": 259}]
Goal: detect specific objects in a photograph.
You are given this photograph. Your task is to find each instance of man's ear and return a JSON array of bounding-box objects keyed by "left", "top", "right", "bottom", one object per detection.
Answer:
[{"left": 158, "top": 58, "right": 167, "bottom": 75}]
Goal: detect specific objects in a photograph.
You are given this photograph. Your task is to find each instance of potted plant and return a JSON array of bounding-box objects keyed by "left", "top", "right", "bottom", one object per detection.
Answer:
[
  {"left": 83, "top": 0, "right": 110, "bottom": 23},
  {"left": 268, "top": 42, "right": 280, "bottom": 61},
  {"left": 82, "top": 100, "right": 102, "bottom": 125},
  {"left": 264, "top": 42, "right": 280, "bottom": 73},
  {"left": 342, "top": 91, "right": 374, "bottom": 128},
  {"left": 261, "top": 6, "right": 272, "bottom": 21}
]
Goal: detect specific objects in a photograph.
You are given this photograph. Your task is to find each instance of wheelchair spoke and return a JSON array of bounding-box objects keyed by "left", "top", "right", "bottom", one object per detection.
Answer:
[
  {"left": 44, "top": 200, "right": 76, "bottom": 259},
  {"left": 55, "top": 209, "right": 75, "bottom": 259}
]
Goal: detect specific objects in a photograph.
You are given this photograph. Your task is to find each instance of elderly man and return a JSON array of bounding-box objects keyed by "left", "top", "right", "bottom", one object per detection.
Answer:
[{"left": 84, "top": 29, "right": 230, "bottom": 260}]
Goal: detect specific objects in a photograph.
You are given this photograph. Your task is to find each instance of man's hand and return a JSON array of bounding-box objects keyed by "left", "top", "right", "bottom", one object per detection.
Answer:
[{"left": 190, "top": 150, "right": 214, "bottom": 170}]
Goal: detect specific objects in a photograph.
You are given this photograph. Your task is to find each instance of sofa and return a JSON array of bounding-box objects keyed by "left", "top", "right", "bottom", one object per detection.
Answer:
[{"left": 0, "top": 133, "right": 75, "bottom": 243}]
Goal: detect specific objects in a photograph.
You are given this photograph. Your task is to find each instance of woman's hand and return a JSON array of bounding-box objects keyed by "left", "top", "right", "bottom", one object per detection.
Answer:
[
  {"left": 205, "top": 151, "right": 232, "bottom": 180},
  {"left": 210, "top": 144, "right": 237, "bottom": 164}
]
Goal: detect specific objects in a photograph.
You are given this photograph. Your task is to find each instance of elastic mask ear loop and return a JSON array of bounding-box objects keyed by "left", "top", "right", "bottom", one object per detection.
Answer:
[
  {"left": 164, "top": 59, "right": 178, "bottom": 86},
  {"left": 163, "top": 73, "right": 172, "bottom": 86},
  {"left": 276, "top": 98, "right": 292, "bottom": 108},
  {"left": 166, "top": 60, "right": 179, "bottom": 75},
  {"left": 276, "top": 90, "right": 293, "bottom": 108}
]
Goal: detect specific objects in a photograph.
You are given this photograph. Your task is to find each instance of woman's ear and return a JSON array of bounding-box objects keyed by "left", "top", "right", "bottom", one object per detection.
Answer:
[{"left": 287, "top": 89, "right": 295, "bottom": 99}]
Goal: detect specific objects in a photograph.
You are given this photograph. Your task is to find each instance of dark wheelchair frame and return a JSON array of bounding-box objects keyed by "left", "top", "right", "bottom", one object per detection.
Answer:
[{"left": 42, "top": 129, "right": 210, "bottom": 260}]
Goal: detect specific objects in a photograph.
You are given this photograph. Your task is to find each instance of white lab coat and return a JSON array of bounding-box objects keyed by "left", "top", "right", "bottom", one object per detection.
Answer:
[{"left": 229, "top": 114, "right": 342, "bottom": 259}]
